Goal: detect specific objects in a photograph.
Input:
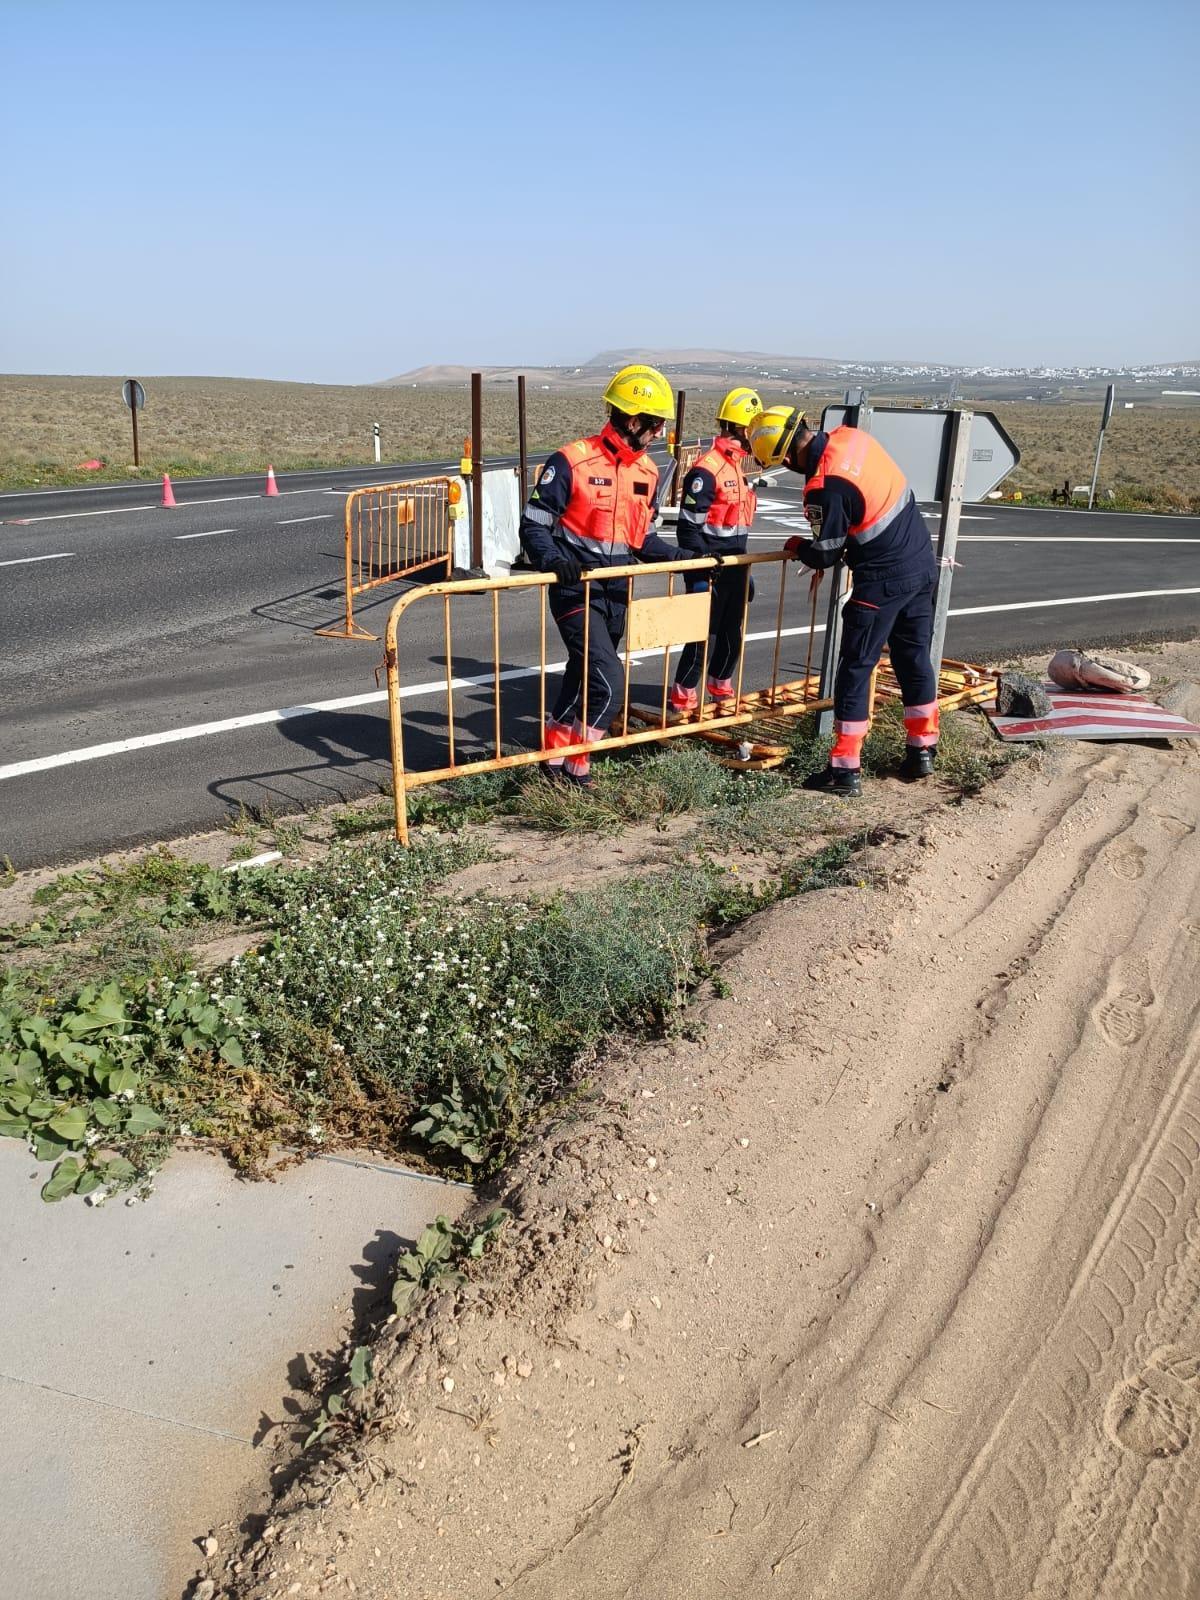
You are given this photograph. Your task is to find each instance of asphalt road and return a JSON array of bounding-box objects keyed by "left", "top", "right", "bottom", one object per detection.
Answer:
[{"left": 2, "top": 466, "right": 1198, "bottom": 868}]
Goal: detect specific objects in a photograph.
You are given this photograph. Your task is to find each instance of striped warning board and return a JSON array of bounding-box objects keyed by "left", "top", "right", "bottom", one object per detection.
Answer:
[{"left": 988, "top": 687, "right": 1200, "bottom": 742}]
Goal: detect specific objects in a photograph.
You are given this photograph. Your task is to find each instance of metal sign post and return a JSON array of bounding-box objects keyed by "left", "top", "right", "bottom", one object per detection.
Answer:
[
  {"left": 122, "top": 378, "right": 145, "bottom": 466},
  {"left": 372, "top": 422, "right": 381, "bottom": 464},
  {"left": 517, "top": 374, "right": 528, "bottom": 502},
  {"left": 469, "top": 371, "right": 484, "bottom": 575},
  {"left": 1087, "top": 383, "right": 1116, "bottom": 509},
  {"left": 816, "top": 389, "right": 866, "bottom": 734},
  {"left": 665, "top": 388, "right": 687, "bottom": 506},
  {"left": 929, "top": 407, "right": 972, "bottom": 679}
]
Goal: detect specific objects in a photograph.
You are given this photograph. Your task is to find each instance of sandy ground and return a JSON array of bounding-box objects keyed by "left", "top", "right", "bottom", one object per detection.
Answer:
[{"left": 214, "top": 651, "right": 1200, "bottom": 1600}]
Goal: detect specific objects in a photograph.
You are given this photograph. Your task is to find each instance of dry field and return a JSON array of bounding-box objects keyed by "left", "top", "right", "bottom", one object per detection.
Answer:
[{"left": 1, "top": 374, "right": 1197, "bottom": 509}]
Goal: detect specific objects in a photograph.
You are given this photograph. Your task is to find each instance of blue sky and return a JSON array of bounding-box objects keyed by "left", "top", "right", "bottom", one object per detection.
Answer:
[{"left": 4, "top": 0, "right": 1197, "bottom": 380}]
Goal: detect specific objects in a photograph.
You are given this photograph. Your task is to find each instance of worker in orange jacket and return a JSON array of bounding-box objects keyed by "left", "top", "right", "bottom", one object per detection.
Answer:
[
  {"left": 518, "top": 364, "right": 679, "bottom": 786},
  {"left": 749, "top": 407, "right": 939, "bottom": 797},
  {"left": 670, "top": 387, "right": 762, "bottom": 713}
]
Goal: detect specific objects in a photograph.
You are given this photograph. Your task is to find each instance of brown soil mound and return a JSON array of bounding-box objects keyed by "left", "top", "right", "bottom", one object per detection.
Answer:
[{"left": 217, "top": 668, "right": 1200, "bottom": 1600}]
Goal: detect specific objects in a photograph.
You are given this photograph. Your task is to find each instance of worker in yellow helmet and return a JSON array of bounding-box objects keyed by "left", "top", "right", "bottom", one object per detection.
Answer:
[
  {"left": 749, "top": 405, "right": 939, "bottom": 797},
  {"left": 518, "top": 365, "right": 680, "bottom": 786},
  {"left": 670, "top": 387, "right": 763, "bottom": 712}
]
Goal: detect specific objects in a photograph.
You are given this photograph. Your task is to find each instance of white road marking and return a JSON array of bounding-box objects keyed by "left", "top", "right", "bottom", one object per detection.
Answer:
[
  {"left": 0, "top": 552, "right": 74, "bottom": 567},
  {"left": 3, "top": 487, "right": 349, "bottom": 524},
  {"left": 5, "top": 505, "right": 157, "bottom": 523},
  {"left": 949, "top": 587, "right": 1200, "bottom": 617},
  {"left": 4, "top": 585, "right": 1198, "bottom": 783},
  {"left": 277, "top": 514, "right": 332, "bottom": 525},
  {"left": 958, "top": 535, "right": 1200, "bottom": 545},
  {"left": 175, "top": 529, "right": 235, "bottom": 540}
]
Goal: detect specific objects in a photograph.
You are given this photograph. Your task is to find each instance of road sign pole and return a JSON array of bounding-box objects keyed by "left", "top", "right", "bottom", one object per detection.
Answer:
[
  {"left": 929, "top": 407, "right": 972, "bottom": 681},
  {"left": 517, "top": 375, "right": 528, "bottom": 502},
  {"left": 122, "top": 378, "right": 145, "bottom": 467},
  {"left": 665, "top": 387, "right": 687, "bottom": 506},
  {"left": 816, "top": 390, "right": 867, "bottom": 735},
  {"left": 1087, "top": 383, "right": 1115, "bottom": 510},
  {"left": 470, "top": 371, "right": 484, "bottom": 575}
]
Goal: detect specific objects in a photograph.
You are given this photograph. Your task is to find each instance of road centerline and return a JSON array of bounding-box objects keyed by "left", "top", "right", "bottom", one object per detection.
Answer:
[
  {"left": 0, "top": 552, "right": 75, "bottom": 567},
  {"left": 175, "top": 529, "right": 235, "bottom": 540}
]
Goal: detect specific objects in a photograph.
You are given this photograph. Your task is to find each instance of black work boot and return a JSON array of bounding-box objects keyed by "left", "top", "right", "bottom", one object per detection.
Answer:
[
  {"left": 802, "top": 764, "right": 862, "bottom": 799},
  {"left": 899, "top": 745, "right": 937, "bottom": 782}
]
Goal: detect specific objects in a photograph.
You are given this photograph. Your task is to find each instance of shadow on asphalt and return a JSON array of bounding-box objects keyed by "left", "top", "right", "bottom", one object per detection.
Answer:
[{"left": 205, "top": 661, "right": 547, "bottom": 820}]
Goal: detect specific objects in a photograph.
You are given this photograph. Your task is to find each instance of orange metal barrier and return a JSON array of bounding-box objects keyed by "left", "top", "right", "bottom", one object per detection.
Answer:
[
  {"left": 383, "top": 551, "right": 836, "bottom": 844},
  {"left": 317, "top": 475, "right": 456, "bottom": 641},
  {"left": 381, "top": 554, "right": 998, "bottom": 843}
]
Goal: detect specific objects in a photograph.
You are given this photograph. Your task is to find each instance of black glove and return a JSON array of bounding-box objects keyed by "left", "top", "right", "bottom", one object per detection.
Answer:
[
  {"left": 748, "top": 576, "right": 756, "bottom": 604},
  {"left": 549, "top": 552, "right": 582, "bottom": 584}
]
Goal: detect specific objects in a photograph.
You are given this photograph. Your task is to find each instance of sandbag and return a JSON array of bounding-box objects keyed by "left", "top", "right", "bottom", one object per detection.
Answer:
[
  {"left": 1048, "top": 649, "right": 1151, "bottom": 694},
  {"left": 996, "top": 671, "right": 1051, "bottom": 718}
]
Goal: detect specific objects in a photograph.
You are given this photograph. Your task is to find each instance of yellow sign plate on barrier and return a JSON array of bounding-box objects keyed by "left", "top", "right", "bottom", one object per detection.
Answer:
[{"left": 626, "top": 591, "right": 710, "bottom": 652}]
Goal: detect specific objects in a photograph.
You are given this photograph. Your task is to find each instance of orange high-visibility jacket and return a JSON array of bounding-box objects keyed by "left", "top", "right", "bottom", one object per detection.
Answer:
[
  {"left": 557, "top": 425, "right": 660, "bottom": 555},
  {"left": 805, "top": 426, "right": 909, "bottom": 545},
  {"left": 689, "top": 434, "right": 757, "bottom": 529}
]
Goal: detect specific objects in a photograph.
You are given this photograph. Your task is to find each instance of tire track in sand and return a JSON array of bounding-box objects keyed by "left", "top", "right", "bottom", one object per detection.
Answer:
[{"left": 908, "top": 908, "right": 1200, "bottom": 1598}]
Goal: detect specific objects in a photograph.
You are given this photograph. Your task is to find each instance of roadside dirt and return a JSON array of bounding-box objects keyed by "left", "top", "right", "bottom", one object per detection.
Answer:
[{"left": 210, "top": 641, "right": 1200, "bottom": 1600}]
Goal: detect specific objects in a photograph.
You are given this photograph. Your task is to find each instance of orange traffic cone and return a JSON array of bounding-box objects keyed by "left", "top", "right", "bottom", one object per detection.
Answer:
[
  {"left": 161, "top": 472, "right": 177, "bottom": 508},
  {"left": 265, "top": 465, "right": 279, "bottom": 497}
]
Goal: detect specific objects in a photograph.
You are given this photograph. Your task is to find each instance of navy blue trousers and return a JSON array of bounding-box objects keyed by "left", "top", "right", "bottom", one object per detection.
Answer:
[
  {"left": 549, "top": 590, "right": 626, "bottom": 734},
  {"left": 836, "top": 571, "right": 937, "bottom": 721},
  {"left": 675, "top": 565, "right": 752, "bottom": 689}
]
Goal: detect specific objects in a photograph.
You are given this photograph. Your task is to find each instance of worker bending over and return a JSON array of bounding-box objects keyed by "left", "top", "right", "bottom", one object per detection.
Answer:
[
  {"left": 749, "top": 407, "right": 939, "bottom": 797},
  {"left": 518, "top": 364, "right": 679, "bottom": 787},
  {"left": 670, "top": 387, "right": 762, "bottom": 713}
]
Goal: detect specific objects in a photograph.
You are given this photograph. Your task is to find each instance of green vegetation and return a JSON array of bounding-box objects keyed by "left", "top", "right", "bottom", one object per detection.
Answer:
[
  {"left": 301, "top": 1209, "right": 507, "bottom": 1451},
  {"left": 390, "top": 1210, "right": 508, "bottom": 1316},
  {"left": 1, "top": 721, "right": 1024, "bottom": 1203}
]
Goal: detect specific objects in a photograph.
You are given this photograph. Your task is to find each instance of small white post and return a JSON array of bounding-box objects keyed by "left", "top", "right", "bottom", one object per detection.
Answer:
[{"left": 373, "top": 422, "right": 381, "bottom": 464}]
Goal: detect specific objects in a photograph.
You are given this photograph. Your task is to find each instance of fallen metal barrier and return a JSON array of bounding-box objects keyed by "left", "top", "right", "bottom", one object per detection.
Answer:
[{"left": 317, "top": 475, "right": 457, "bottom": 641}]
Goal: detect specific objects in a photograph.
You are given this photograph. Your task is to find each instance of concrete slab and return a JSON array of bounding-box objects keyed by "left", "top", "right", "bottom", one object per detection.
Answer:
[{"left": 0, "top": 1142, "right": 469, "bottom": 1600}]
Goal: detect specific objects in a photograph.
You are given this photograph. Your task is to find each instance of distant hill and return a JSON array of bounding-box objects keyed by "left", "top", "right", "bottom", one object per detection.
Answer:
[
  {"left": 375, "top": 351, "right": 1200, "bottom": 398},
  {"left": 379, "top": 349, "right": 850, "bottom": 391}
]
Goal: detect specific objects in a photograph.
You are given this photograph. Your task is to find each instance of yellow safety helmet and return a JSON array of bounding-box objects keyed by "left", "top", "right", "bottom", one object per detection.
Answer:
[
  {"left": 748, "top": 404, "right": 807, "bottom": 468},
  {"left": 716, "top": 387, "right": 763, "bottom": 427},
  {"left": 603, "top": 363, "right": 675, "bottom": 421}
]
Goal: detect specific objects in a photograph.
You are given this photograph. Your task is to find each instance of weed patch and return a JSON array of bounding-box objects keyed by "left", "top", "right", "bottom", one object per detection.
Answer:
[{"left": 0, "top": 715, "right": 1020, "bottom": 1204}]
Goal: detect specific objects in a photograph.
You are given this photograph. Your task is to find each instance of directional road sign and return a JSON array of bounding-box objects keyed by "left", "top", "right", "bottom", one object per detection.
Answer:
[{"left": 819, "top": 404, "right": 1019, "bottom": 502}]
